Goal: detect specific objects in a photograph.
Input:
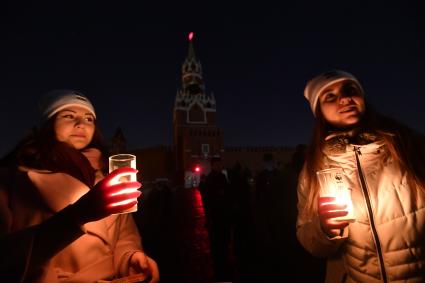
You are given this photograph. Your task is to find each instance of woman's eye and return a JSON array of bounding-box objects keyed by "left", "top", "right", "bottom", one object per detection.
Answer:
[
  {"left": 85, "top": 117, "right": 94, "bottom": 123},
  {"left": 63, "top": 114, "right": 75, "bottom": 119},
  {"left": 347, "top": 87, "right": 358, "bottom": 95},
  {"left": 324, "top": 93, "right": 337, "bottom": 102},
  {"left": 342, "top": 84, "right": 360, "bottom": 96}
]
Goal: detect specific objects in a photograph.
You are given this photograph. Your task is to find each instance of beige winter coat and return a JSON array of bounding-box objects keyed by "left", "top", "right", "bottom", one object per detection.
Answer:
[
  {"left": 0, "top": 167, "right": 143, "bottom": 282},
  {"left": 296, "top": 140, "right": 425, "bottom": 282}
]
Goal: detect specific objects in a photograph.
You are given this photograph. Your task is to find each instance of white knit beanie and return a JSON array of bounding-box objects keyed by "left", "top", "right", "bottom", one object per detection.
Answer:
[
  {"left": 39, "top": 89, "right": 96, "bottom": 121},
  {"left": 304, "top": 70, "right": 364, "bottom": 116}
]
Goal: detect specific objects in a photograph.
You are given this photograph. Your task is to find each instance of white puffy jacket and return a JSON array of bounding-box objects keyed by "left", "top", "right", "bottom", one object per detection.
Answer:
[{"left": 296, "top": 139, "right": 425, "bottom": 282}]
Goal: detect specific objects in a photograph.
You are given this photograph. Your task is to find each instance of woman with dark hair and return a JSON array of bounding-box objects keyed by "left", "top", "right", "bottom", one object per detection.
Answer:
[
  {"left": 0, "top": 90, "right": 159, "bottom": 282},
  {"left": 296, "top": 70, "right": 425, "bottom": 282}
]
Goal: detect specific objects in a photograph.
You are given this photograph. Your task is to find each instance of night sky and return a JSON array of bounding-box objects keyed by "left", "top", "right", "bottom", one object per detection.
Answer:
[{"left": 1, "top": 1, "right": 424, "bottom": 157}]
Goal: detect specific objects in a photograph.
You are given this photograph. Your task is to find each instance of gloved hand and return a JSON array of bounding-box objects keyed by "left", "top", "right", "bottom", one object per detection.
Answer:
[{"left": 68, "top": 167, "right": 141, "bottom": 225}]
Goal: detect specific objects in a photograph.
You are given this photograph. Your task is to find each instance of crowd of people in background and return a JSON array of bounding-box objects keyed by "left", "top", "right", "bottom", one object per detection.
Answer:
[
  {"left": 195, "top": 146, "right": 326, "bottom": 283},
  {"left": 136, "top": 145, "right": 326, "bottom": 283}
]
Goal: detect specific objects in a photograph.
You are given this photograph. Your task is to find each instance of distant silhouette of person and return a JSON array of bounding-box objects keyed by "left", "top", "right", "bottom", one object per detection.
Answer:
[
  {"left": 205, "top": 157, "right": 232, "bottom": 282},
  {"left": 292, "top": 144, "right": 307, "bottom": 176},
  {"left": 254, "top": 153, "right": 286, "bottom": 282},
  {"left": 228, "top": 162, "right": 255, "bottom": 283},
  {"left": 285, "top": 144, "right": 308, "bottom": 225}
]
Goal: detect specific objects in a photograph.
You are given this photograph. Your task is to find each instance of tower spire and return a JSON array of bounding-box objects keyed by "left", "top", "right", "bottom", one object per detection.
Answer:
[
  {"left": 188, "top": 32, "right": 196, "bottom": 59},
  {"left": 182, "top": 32, "right": 201, "bottom": 76},
  {"left": 181, "top": 32, "right": 205, "bottom": 95}
]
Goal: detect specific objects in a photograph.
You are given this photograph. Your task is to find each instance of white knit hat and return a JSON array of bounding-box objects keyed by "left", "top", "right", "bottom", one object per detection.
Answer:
[
  {"left": 304, "top": 70, "right": 364, "bottom": 116},
  {"left": 39, "top": 89, "right": 96, "bottom": 121}
]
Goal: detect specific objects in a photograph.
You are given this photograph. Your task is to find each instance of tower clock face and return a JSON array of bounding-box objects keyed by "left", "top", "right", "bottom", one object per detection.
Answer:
[{"left": 186, "top": 84, "right": 203, "bottom": 95}]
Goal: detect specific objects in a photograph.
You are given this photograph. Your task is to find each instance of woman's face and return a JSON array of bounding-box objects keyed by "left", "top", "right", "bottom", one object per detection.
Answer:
[
  {"left": 54, "top": 106, "right": 95, "bottom": 150},
  {"left": 318, "top": 80, "right": 365, "bottom": 128}
]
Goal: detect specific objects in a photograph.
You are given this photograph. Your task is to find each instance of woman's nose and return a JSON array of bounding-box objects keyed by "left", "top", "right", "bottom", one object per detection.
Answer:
[
  {"left": 339, "top": 95, "right": 352, "bottom": 105},
  {"left": 75, "top": 118, "right": 86, "bottom": 127}
]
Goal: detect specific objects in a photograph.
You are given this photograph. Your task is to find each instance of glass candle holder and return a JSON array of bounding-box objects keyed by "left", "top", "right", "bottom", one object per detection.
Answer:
[
  {"left": 317, "top": 167, "right": 355, "bottom": 222},
  {"left": 108, "top": 154, "right": 138, "bottom": 214}
]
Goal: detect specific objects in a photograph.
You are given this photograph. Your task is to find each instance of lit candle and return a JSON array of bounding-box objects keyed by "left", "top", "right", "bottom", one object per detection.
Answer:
[
  {"left": 317, "top": 168, "right": 355, "bottom": 222},
  {"left": 108, "top": 154, "right": 139, "bottom": 214}
]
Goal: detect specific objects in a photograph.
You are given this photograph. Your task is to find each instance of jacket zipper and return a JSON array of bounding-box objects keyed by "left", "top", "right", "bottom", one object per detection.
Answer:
[{"left": 354, "top": 146, "right": 387, "bottom": 283}]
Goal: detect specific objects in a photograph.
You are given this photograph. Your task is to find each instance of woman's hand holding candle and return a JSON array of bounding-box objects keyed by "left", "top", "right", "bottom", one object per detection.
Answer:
[
  {"left": 318, "top": 196, "right": 350, "bottom": 237},
  {"left": 69, "top": 167, "right": 141, "bottom": 224}
]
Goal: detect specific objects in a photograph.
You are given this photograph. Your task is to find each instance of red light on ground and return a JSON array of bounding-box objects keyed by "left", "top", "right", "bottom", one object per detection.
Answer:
[
  {"left": 188, "top": 32, "right": 194, "bottom": 41},
  {"left": 194, "top": 166, "right": 201, "bottom": 173}
]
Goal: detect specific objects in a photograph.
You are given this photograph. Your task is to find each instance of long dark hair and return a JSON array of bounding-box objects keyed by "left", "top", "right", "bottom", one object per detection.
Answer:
[
  {"left": 302, "top": 104, "right": 425, "bottom": 216},
  {"left": 0, "top": 114, "right": 108, "bottom": 187}
]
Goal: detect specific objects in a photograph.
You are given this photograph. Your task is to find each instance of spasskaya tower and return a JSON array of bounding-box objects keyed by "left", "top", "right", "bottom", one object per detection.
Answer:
[{"left": 173, "top": 32, "right": 224, "bottom": 185}]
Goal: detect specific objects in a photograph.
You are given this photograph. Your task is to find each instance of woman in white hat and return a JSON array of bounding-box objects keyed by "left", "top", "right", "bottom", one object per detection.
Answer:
[
  {"left": 296, "top": 70, "right": 425, "bottom": 282},
  {"left": 0, "top": 90, "right": 159, "bottom": 282}
]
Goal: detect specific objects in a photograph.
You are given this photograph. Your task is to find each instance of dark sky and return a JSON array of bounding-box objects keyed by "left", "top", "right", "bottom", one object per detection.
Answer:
[{"left": 1, "top": 1, "right": 424, "bottom": 156}]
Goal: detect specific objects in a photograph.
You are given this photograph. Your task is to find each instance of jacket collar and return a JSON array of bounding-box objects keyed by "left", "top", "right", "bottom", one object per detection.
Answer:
[{"left": 324, "top": 129, "right": 380, "bottom": 154}]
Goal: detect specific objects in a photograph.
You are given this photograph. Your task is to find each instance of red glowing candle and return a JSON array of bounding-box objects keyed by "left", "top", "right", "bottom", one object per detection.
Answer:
[{"left": 108, "top": 154, "right": 139, "bottom": 213}]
